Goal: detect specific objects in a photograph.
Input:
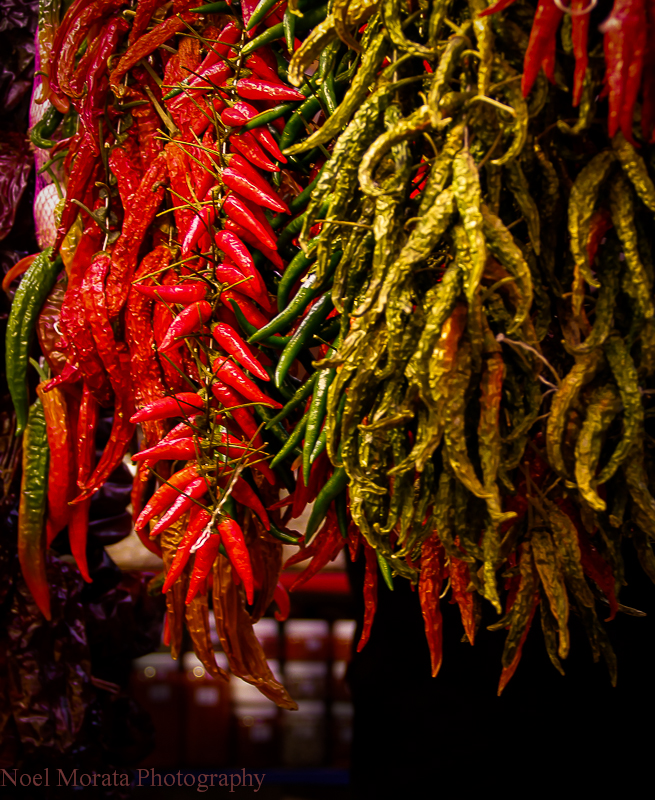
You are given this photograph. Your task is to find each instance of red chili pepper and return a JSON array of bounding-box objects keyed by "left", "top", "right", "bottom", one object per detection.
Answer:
[
  {"left": 586, "top": 208, "right": 613, "bottom": 267},
  {"left": 357, "top": 543, "right": 378, "bottom": 652},
  {"left": 223, "top": 166, "right": 286, "bottom": 213},
  {"left": 132, "top": 436, "right": 198, "bottom": 464},
  {"left": 599, "top": 0, "right": 647, "bottom": 140},
  {"left": 273, "top": 581, "right": 290, "bottom": 621},
  {"left": 135, "top": 462, "right": 200, "bottom": 531},
  {"left": 235, "top": 77, "right": 305, "bottom": 102},
  {"left": 69, "top": 498, "right": 93, "bottom": 583},
  {"left": 223, "top": 194, "right": 278, "bottom": 250},
  {"left": 169, "top": 62, "right": 232, "bottom": 108},
  {"left": 159, "top": 300, "right": 213, "bottom": 352},
  {"left": 497, "top": 591, "right": 540, "bottom": 695},
  {"left": 225, "top": 153, "right": 289, "bottom": 213},
  {"left": 521, "top": 0, "right": 564, "bottom": 97},
  {"left": 186, "top": 533, "right": 222, "bottom": 603},
  {"left": 229, "top": 131, "right": 280, "bottom": 172},
  {"left": 53, "top": 137, "right": 98, "bottom": 252},
  {"left": 212, "top": 322, "right": 269, "bottom": 380},
  {"left": 130, "top": 392, "right": 205, "bottom": 423},
  {"left": 109, "top": 10, "right": 197, "bottom": 94},
  {"left": 42, "top": 362, "right": 81, "bottom": 393},
  {"left": 163, "top": 504, "right": 212, "bottom": 593},
  {"left": 217, "top": 516, "right": 255, "bottom": 604},
  {"left": 215, "top": 261, "right": 264, "bottom": 305},
  {"left": 221, "top": 101, "right": 287, "bottom": 162},
  {"left": 106, "top": 151, "right": 169, "bottom": 319},
  {"left": 153, "top": 270, "right": 189, "bottom": 393},
  {"left": 165, "top": 142, "right": 196, "bottom": 240},
  {"left": 211, "top": 381, "right": 264, "bottom": 443},
  {"left": 222, "top": 290, "right": 272, "bottom": 328},
  {"left": 289, "top": 519, "right": 343, "bottom": 591},
  {"left": 419, "top": 534, "right": 445, "bottom": 677},
  {"left": 109, "top": 141, "right": 143, "bottom": 210},
  {"left": 37, "top": 383, "right": 74, "bottom": 541},
  {"left": 213, "top": 355, "right": 282, "bottom": 408},
  {"left": 245, "top": 54, "right": 284, "bottom": 84},
  {"left": 642, "top": 0, "right": 655, "bottom": 141},
  {"left": 2, "top": 252, "right": 37, "bottom": 293},
  {"left": 214, "top": 230, "right": 257, "bottom": 276},
  {"left": 218, "top": 474, "right": 270, "bottom": 529},
  {"left": 571, "top": 0, "right": 591, "bottom": 107},
  {"left": 449, "top": 555, "right": 476, "bottom": 645},
  {"left": 52, "top": 0, "right": 126, "bottom": 100},
  {"left": 77, "top": 16, "right": 128, "bottom": 150},
  {"left": 150, "top": 476, "right": 211, "bottom": 538},
  {"left": 478, "top": 0, "right": 516, "bottom": 16},
  {"left": 133, "top": 283, "right": 208, "bottom": 304},
  {"left": 214, "top": 230, "right": 272, "bottom": 307},
  {"left": 181, "top": 191, "right": 221, "bottom": 259},
  {"left": 224, "top": 219, "right": 285, "bottom": 270}
]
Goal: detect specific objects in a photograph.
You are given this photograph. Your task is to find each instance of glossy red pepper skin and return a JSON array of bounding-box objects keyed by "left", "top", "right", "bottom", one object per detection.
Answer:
[
  {"left": 153, "top": 270, "right": 189, "bottom": 394},
  {"left": 159, "top": 300, "right": 213, "bottom": 352},
  {"left": 236, "top": 77, "right": 305, "bottom": 102},
  {"left": 221, "top": 100, "right": 287, "bottom": 161},
  {"left": 223, "top": 166, "right": 289, "bottom": 213},
  {"left": 521, "top": 0, "right": 563, "bottom": 97},
  {"left": 230, "top": 131, "right": 280, "bottom": 172},
  {"left": 131, "top": 392, "right": 205, "bottom": 423},
  {"left": 245, "top": 53, "right": 284, "bottom": 84},
  {"left": 132, "top": 437, "right": 198, "bottom": 464},
  {"left": 109, "top": 139, "right": 143, "bottom": 209},
  {"left": 186, "top": 534, "right": 221, "bottom": 603},
  {"left": 214, "top": 230, "right": 257, "bottom": 274},
  {"left": 150, "top": 476, "right": 211, "bottom": 537},
  {"left": 225, "top": 153, "right": 289, "bottom": 213},
  {"left": 169, "top": 61, "right": 232, "bottom": 107},
  {"left": 215, "top": 262, "right": 265, "bottom": 305},
  {"left": 134, "top": 283, "right": 208, "bottom": 304},
  {"left": 219, "top": 475, "right": 270, "bottom": 529},
  {"left": 571, "top": 0, "right": 590, "bottom": 107},
  {"left": 165, "top": 142, "right": 196, "bottom": 239},
  {"left": 222, "top": 289, "right": 272, "bottom": 328},
  {"left": 211, "top": 381, "right": 263, "bottom": 442},
  {"left": 136, "top": 463, "right": 200, "bottom": 531},
  {"left": 224, "top": 220, "right": 285, "bottom": 270},
  {"left": 642, "top": 0, "right": 655, "bottom": 141},
  {"left": 181, "top": 188, "right": 221, "bottom": 258},
  {"left": 289, "top": 521, "right": 343, "bottom": 591},
  {"left": 217, "top": 516, "right": 254, "bottom": 604},
  {"left": 478, "top": 0, "right": 516, "bottom": 15},
  {"left": 223, "top": 194, "right": 278, "bottom": 250},
  {"left": 213, "top": 356, "right": 282, "bottom": 408},
  {"left": 163, "top": 505, "right": 212, "bottom": 593},
  {"left": 53, "top": 138, "right": 98, "bottom": 252},
  {"left": 212, "top": 322, "right": 269, "bottom": 380}
]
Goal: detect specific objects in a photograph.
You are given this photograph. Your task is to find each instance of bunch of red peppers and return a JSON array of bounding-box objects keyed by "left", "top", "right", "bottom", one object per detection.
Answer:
[{"left": 5, "top": 0, "right": 655, "bottom": 704}]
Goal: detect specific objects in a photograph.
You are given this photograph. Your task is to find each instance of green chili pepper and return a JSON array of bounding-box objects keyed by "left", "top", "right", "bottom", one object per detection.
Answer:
[
  {"left": 6, "top": 248, "right": 61, "bottom": 434},
  {"left": 18, "top": 396, "right": 51, "bottom": 619},
  {"left": 242, "top": 4, "right": 329, "bottom": 57},
  {"left": 269, "top": 523, "right": 302, "bottom": 544},
  {"left": 302, "top": 366, "right": 336, "bottom": 482},
  {"left": 505, "top": 162, "right": 541, "bottom": 257},
  {"left": 249, "top": 252, "right": 340, "bottom": 343},
  {"left": 335, "top": 488, "right": 348, "bottom": 539},
  {"left": 29, "top": 105, "right": 63, "bottom": 149},
  {"left": 190, "top": 1, "right": 230, "bottom": 11},
  {"left": 304, "top": 466, "right": 348, "bottom": 544},
  {"left": 284, "top": 30, "right": 389, "bottom": 155},
  {"left": 227, "top": 299, "right": 292, "bottom": 349},
  {"left": 270, "top": 407, "right": 309, "bottom": 467},
  {"left": 246, "top": 0, "right": 280, "bottom": 31},
  {"left": 277, "top": 238, "right": 319, "bottom": 311},
  {"left": 275, "top": 292, "right": 334, "bottom": 388},
  {"left": 266, "top": 372, "right": 318, "bottom": 427},
  {"left": 376, "top": 549, "right": 395, "bottom": 590}
]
